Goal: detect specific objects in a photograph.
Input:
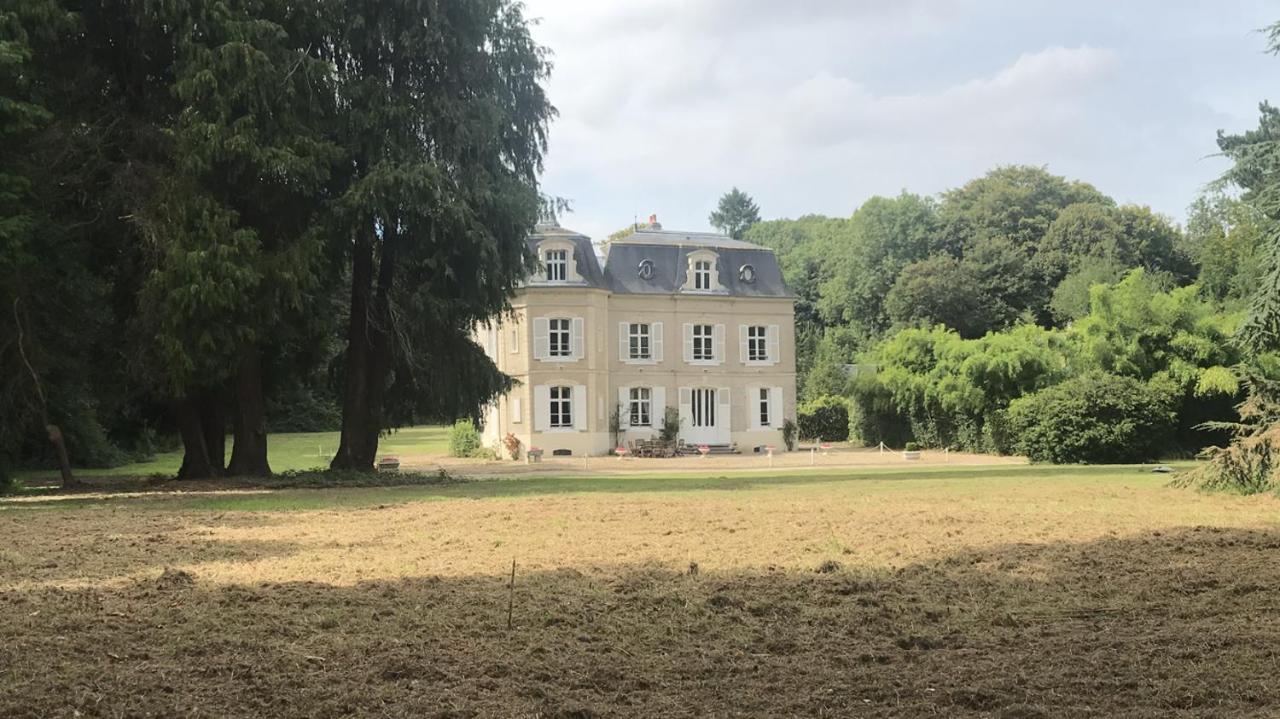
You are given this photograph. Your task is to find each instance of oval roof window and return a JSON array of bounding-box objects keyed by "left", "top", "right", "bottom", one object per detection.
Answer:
[
  {"left": 739, "top": 264, "right": 756, "bottom": 283},
  {"left": 638, "top": 259, "right": 655, "bottom": 280}
]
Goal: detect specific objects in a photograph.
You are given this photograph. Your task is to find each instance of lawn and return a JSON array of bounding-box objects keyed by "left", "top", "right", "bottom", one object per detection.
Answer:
[
  {"left": 18, "top": 425, "right": 451, "bottom": 480},
  {"left": 2, "top": 464, "right": 1278, "bottom": 717}
]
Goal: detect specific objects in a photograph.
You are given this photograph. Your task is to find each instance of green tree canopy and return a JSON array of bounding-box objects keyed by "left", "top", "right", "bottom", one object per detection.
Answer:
[
  {"left": 885, "top": 254, "right": 999, "bottom": 339},
  {"left": 816, "top": 192, "right": 939, "bottom": 338}
]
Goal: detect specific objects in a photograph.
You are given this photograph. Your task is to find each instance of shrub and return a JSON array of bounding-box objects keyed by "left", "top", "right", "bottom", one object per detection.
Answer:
[
  {"left": 447, "top": 419, "right": 482, "bottom": 458},
  {"left": 1004, "top": 372, "right": 1175, "bottom": 463},
  {"left": 468, "top": 446, "right": 498, "bottom": 460},
  {"left": 904, "top": 441, "right": 920, "bottom": 452},
  {"left": 781, "top": 419, "right": 797, "bottom": 451},
  {"left": 797, "top": 395, "right": 850, "bottom": 441},
  {"left": 659, "top": 406, "right": 681, "bottom": 443},
  {"left": 502, "top": 433, "right": 521, "bottom": 460}
]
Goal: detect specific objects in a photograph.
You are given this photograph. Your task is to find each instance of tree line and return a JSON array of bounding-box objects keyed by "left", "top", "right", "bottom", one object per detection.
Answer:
[
  {"left": 0, "top": 0, "right": 554, "bottom": 486},
  {"left": 733, "top": 102, "right": 1276, "bottom": 463}
]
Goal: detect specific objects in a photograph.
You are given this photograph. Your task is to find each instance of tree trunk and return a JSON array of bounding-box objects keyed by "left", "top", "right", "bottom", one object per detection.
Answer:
[
  {"left": 332, "top": 227, "right": 396, "bottom": 471},
  {"left": 46, "top": 424, "right": 78, "bottom": 489},
  {"left": 175, "top": 395, "right": 216, "bottom": 480},
  {"left": 11, "top": 296, "right": 78, "bottom": 489},
  {"left": 227, "top": 348, "right": 272, "bottom": 476},
  {"left": 198, "top": 391, "right": 226, "bottom": 475}
]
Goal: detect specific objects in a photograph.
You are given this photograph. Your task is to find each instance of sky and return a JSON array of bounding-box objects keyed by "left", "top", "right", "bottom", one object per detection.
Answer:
[{"left": 521, "top": 0, "right": 1279, "bottom": 240}]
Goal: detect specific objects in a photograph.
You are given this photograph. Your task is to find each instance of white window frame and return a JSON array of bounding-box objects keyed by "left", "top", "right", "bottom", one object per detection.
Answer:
[
  {"left": 758, "top": 387, "right": 771, "bottom": 427},
  {"left": 629, "top": 387, "right": 652, "bottom": 427},
  {"left": 694, "top": 260, "right": 712, "bottom": 291},
  {"left": 544, "top": 248, "right": 567, "bottom": 282},
  {"left": 549, "top": 385, "right": 573, "bottom": 428},
  {"left": 747, "top": 325, "right": 768, "bottom": 362},
  {"left": 692, "top": 324, "right": 714, "bottom": 362},
  {"left": 684, "top": 322, "right": 723, "bottom": 366},
  {"left": 548, "top": 318, "right": 571, "bottom": 358},
  {"left": 740, "top": 323, "right": 780, "bottom": 365},
  {"left": 629, "top": 323, "right": 651, "bottom": 360}
]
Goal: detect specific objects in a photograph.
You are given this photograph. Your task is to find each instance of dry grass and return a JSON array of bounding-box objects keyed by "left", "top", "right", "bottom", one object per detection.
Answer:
[{"left": 3, "top": 466, "right": 1280, "bottom": 717}]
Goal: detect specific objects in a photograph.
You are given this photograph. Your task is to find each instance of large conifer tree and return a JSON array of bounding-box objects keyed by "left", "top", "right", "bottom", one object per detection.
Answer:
[{"left": 323, "top": 0, "right": 554, "bottom": 470}]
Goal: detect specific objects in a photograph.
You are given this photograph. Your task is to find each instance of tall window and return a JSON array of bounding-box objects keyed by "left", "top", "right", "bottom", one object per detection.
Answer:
[
  {"left": 691, "top": 387, "right": 716, "bottom": 428},
  {"left": 549, "top": 318, "right": 571, "bottom": 357},
  {"left": 747, "top": 325, "right": 768, "bottom": 362},
  {"left": 694, "top": 260, "right": 712, "bottom": 290},
  {"left": 692, "top": 324, "right": 714, "bottom": 361},
  {"left": 549, "top": 386, "right": 573, "bottom": 428},
  {"left": 629, "top": 387, "right": 652, "bottom": 427},
  {"left": 628, "top": 323, "right": 651, "bottom": 360},
  {"left": 544, "top": 249, "right": 567, "bottom": 282},
  {"left": 758, "top": 388, "right": 771, "bottom": 427}
]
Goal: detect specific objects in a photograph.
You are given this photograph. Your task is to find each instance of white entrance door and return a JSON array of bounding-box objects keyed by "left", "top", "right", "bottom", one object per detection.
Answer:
[{"left": 681, "top": 387, "right": 730, "bottom": 445}]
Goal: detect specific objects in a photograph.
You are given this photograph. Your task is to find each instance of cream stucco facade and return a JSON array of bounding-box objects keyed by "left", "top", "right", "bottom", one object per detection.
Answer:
[{"left": 479, "top": 221, "right": 796, "bottom": 457}]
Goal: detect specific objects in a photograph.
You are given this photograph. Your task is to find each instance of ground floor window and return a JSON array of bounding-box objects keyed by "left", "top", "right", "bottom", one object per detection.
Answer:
[
  {"left": 629, "top": 387, "right": 652, "bottom": 427},
  {"left": 758, "top": 388, "right": 771, "bottom": 427},
  {"left": 550, "top": 385, "right": 572, "bottom": 428}
]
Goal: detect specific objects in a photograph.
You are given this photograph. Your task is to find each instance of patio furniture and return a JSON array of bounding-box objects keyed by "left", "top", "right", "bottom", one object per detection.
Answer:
[
  {"left": 377, "top": 455, "right": 400, "bottom": 472},
  {"left": 527, "top": 447, "right": 543, "bottom": 464}
]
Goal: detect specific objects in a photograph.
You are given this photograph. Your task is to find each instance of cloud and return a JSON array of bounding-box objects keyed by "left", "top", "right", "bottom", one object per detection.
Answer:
[{"left": 522, "top": 1, "right": 1273, "bottom": 239}]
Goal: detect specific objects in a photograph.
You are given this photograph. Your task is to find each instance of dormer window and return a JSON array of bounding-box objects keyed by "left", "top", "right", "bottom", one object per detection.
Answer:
[
  {"left": 694, "top": 260, "right": 712, "bottom": 290},
  {"left": 544, "top": 249, "right": 567, "bottom": 282},
  {"left": 535, "top": 239, "right": 579, "bottom": 284},
  {"left": 682, "top": 250, "right": 720, "bottom": 293}
]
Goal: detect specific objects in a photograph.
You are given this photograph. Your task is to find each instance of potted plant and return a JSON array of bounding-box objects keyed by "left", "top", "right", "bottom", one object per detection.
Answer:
[{"left": 903, "top": 441, "right": 921, "bottom": 460}]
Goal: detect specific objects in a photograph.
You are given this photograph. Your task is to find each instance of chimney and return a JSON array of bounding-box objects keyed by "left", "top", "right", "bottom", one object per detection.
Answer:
[{"left": 647, "top": 213, "right": 661, "bottom": 230}]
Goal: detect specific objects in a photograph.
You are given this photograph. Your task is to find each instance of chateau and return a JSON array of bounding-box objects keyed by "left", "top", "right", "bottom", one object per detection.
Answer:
[{"left": 479, "top": 216, "right": 796, "bottom": 456}]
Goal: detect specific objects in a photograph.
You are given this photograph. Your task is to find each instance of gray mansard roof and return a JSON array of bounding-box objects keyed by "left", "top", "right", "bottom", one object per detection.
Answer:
[
  {"left": 603, "top": 229, "right": 790, "bottom": 298},
  {"left": 524, "top": 224, "right": 790, "bottom": 298},
  {"left": 524, "top": 223, "right": 608, "bottom": 289}
]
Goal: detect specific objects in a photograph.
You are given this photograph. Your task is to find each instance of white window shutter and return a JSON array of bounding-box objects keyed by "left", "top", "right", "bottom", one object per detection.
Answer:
[
  {"left": 533, "top": 317, "right": 549, "bottom": 360},
  {"left": 678, "top": 387, "right": 692, "bottom": 431},
  {"left": 511, "top": 396, "right": 523, "bottom": 424},
  {"left": 718, "top": 387, "right": 731, "bottom": 432},
  {"left": 771, "top": 386, "right": 783, "bottom": 428},
  {"left": 533, "top": 385, "right": 549, "bottom": 431},
  {"left": 653, "top": 386, "right": 666, "bottom": 424},
  {"left": 652, "top": 322, "right": 664, "bottom": 362},
  {"left": 619, "top": 322, "right": 629, "bottom": 362},
  {"left": 571, "top": 317, "right": 585, "bottom": 360},
  {"left": 713, "top": 324, "right": 725, "bottom": 365},
  {"left": 739, "top": 325, "right": 749, "bottom": 364},
  {"left": 573, "top": 384, "right": 587, "bottom": 431},
  {"left": 682, "top": 323, "right": 693, "bottom": 362},
  {"left": 746, "top": 386, "right": 759, "bottom": 430},
  {"left": 618, "top": 386, "right": 630, "bottom": 429},
  {"left": 767, "top": 325, "right": 780, "bottom": 365}
]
